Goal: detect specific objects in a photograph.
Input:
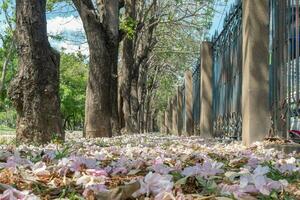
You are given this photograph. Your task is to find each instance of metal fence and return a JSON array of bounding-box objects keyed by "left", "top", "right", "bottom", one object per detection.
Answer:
[
  {"left": 211, "top": 0, "right": 243, "bottom": 139},
  {"left": 181, "top": 84, "right": 186, "bottom": 133},
  {"left": 192, "top": 61, "right": 201, "bottom": 130},
  {"left": 166, "top": 0, "right": 300, "bottom": 139},
  {"left": 269, "top": 0, "right": 300, "bottom": 138}
]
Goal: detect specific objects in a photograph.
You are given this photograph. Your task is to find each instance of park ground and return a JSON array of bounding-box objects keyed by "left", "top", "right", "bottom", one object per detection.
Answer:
[{"left": 0, "top": 131, "right": 299, "bottom": 199}]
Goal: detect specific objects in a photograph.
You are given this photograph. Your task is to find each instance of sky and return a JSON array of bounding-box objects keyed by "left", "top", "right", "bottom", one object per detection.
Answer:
[
  {"left": 0, "top": 0, "right": 236, "bottom": 54},
  {"left": 209, "top": 0, "right": 235, "bottom": 37}
]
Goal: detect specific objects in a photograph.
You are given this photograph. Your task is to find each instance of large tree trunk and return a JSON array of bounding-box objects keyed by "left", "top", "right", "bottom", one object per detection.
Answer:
[
  {"left": 72, "top": 0, "right": 119, "bottom": 138},
  {"left": 8, "top": 0, "right": 63, "bottom": 144},
  {"left": 120, "top": 0, "right": 138, "bottom": 134}
]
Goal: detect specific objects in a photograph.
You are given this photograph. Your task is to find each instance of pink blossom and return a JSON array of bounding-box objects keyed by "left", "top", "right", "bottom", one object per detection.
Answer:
[
  {"left": 247, "top": 157, "right": 260, "bottom": 169},
  {"left": 219, "top": 183, "right": 257, "bottom": 199},
  {"left": 76, "top": 174, "right": 106, "bottom": 187},
  {"left": 132, "top": 172, "right": 174, "bottom": 198},
  {"left": 153, "top": 157, "right": 164, "bottom": 165},
  {"left": 31, "top": 162, "right": 50, "bottom": 176},
  {"left": 151, "top": 164, "right": 172, "bottom": 175},
  {"left": 275, "top": 157, "right": 299, "bottom": 173},
  {"left": 0, "top": 188, "right": 38, "bottom": 200},
  {"left": 182, "top": 161, "right": 224, "bottom": 179},
  {"left": 154, "top": 191, "right": 175, "bottom": 200},
  {"left": 1, "top": 156, "right": 32, "bottom": 172},
  {"left": 239, "top": 165, "right": 288, "bottom": 196},
  {"left": 112, "top": 167, "right": 128, "bottom": 175},
  {"left": 57, "top": 156, "right": 97, "bottom": 174},
  {"left": 0, "top": 188, "right": 26, "bottom": 200},
  {"left": 181, "top": 164, "right": 201, "bottom": 177},
  {"left": 42, "top": 150, "right": 56, "bottom": 160},
  {"left": 83, "top": 184, "right": 108, "bottom": 197},
  {"left": 86, "top": 169, "right": 108, "bottom": 177}
]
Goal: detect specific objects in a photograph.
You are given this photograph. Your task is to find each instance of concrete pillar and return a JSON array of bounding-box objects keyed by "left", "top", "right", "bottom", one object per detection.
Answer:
[
  {"left": 242, "top": 0, "right": 270, "bottom": 146},
  {"left": 172, "top": 96, "right": 178, "bottom": 135},
  {"left": 184, "top": 70, "right": 194, "bottom": 135},
  {"left": 177, "top": 86, "right": 183, "bottom": 136},
  {"left": 200, "top": 42, "right": 214, "bottom": 138}
]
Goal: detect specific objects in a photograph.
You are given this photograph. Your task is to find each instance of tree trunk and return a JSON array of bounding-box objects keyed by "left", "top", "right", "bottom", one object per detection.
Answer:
[
  {"left": 72, "top": 0, "right": 119, "bottom": 138},
  {"left": 118, "top": 69, "right": 125, "bottom": 131},
  {"left": 8, "top": 0, "right": 63, "bottom": 144},
  {"left": 0, "top": 41, "right": 14, "bottom": 94},
  {"left": 130, "top": 66, "right": 139, "bottom": 132},
  {"left": 138, "top": 63, "right": 148, "bottom": 132},
  {"left": 120, "top": 0, "right": 138, "bottom": 134},
  {"left": 111, "top": 56, "right": 120, "bottom": 135}
]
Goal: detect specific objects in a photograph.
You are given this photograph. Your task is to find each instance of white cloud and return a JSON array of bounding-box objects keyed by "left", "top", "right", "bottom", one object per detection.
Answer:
[
  {"left": 56, "top": 40, "right": 89, "bottom": 56},
  {"left": 47, "top": 16, "right": 89, "bottom": 55},
  {"left": 47, "top": 16, "right": 84, "bottom": 35}
]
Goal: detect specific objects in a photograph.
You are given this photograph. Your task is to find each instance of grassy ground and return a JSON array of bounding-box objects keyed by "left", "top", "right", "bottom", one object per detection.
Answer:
[
  {"left": 0, "top": 125, "right": 15, "bottom": 144},
  {"left": 0, "top": 125, "right": 15, "bottom": 135}
]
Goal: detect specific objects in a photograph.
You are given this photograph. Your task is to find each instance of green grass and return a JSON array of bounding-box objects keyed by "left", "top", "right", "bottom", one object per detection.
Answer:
[{"left": 0, "top": 125, "right": 15, "bottom": 135}]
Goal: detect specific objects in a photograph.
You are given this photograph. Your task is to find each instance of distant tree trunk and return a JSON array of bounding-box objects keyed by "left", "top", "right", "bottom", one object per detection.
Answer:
[
  {"left": 72, "top": 0, "right": 119, "bottom": 138},
  {"left": 0, "top": 42, "right": 14, "bottom": 94},
  {"left": 120, "top": 0, "right": 138, "bottom": 134},
  {"left": 138, "top": 62, "right": 149, "bottom": 132},
  {"left": 120, "top": 0, "right": 158, "bottom": 134},
  {"left": 8, "top": 0, "right": 63, "bottom": 144},
  {"left": 111, "top": 56, "right": 120, "bottom": 135},
  {"left": 130, "top": 62, "right": 140, "bottom": 132},
  {"left": 118, "top": 69, "right": 125, "bottom": 131}
]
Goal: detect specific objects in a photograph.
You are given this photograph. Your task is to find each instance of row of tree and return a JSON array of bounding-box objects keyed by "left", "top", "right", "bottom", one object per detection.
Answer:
[{"left": 0, "top": 0, "right": 215, "bottom": 144}]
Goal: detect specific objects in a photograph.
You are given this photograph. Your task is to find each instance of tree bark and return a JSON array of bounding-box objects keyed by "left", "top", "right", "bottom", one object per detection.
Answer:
[
  {"left": 0, "top": 41, "right": 14, "bottom": 94},
  {"left": 120, "top": 0, "right": 138, "bottom": 134},
  {"left": 72, "top": 0, "right": 119, "bottom": 138},
  {"left": 8, "top": 0, "right": 63, "bottom": 144}
]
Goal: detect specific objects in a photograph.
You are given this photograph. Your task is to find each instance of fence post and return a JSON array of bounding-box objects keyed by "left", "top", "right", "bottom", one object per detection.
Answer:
[
  {"left": 177, "top": 86, "right": 183, "bottom": 136},
  {"left": 199, "top": 42, "right": 214, "bottom": 138},
  {"left": 184, "top": 70, "right": 194, "bottom": 135},
  {"left": 172, "top": 96, "right": 178, "bottom": 135},
  {"left": 242, "top": 0, "right": 270, "bottom": 146}
]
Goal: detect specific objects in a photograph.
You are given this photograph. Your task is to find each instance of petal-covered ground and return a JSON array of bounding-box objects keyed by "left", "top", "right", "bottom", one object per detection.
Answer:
[{"left": 0, "top": 133, "right": 299, "bottom": 200}]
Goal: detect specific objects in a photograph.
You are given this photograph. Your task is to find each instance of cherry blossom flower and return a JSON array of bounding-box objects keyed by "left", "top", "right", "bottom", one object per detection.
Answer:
[
  {"left": 31, "top": 162, "right": 50, "bottom": 176},
  {"left": 86, "top": 169, "right": 108, "bottom": 177},
  {"left": 82, "top": 184, "right": 108, "bottom": 197},
  {"left": 151, "top": 164, "right": 172, "bottom": 175},
  {"left": 0, "top": 133, "right": 296, "bottom": 199},
  {"left": 238, "top": 165, "right": 288, "bottom": 196},
  {"left": 112, "top": 167, "right": 128, "bottom": 175},
  {"left": 57, "top": 156, "right": 97, "bottom": 175},
  {"left": 0, "top": 156, "right": 33, "bottom": 172},
  {"left": 76, "top": 174, "right": 106, "bottom": 187},
  {"left": 132, "top": 172, "right": 174, "bottom": 198},
  {"left": 275, "top": 157, "right": 300, "bottom": 173},
  {"left": 182, "top": 160, "right": 224, "bottom": 179},
  {"left": 0, "top": 188, "right": 38, "bottom": 200}
]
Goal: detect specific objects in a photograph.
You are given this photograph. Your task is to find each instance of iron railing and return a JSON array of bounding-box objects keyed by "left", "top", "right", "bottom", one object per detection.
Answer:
[
  {"left": 211, "top": 0, "right": 242, "bottom": 139},
  {"left": 192, "top": 60, "right": 201, "bottom": 131},
  {"left": 269, "top": 0, "right": 300, "bottom": 138}
]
